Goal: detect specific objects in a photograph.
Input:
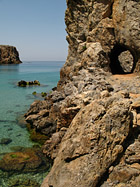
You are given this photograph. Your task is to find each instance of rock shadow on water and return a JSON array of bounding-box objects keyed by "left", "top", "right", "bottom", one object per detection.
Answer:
[
  {"left": 15, "top": 104, "right": 20, "bottom": 107},
  {"left": 7, "top": 128, "right": 13, "bottom": 131},
  {"left": 7, "top": 110, "right": 14, "bottom": 113}
]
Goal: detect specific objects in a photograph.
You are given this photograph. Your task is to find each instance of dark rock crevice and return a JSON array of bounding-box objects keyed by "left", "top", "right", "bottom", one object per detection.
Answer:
[
  {"left": 109, "top": 44, "right": 136, "bottom": 74},
  {"left": 65, "top": 153, "right": 88, "bottom": 163},
  {"left": 96, "top": 124, "right": 136, "bottom": 186},
  {"left": 101, "top": 0, "right": 114, "bottom": 19}
]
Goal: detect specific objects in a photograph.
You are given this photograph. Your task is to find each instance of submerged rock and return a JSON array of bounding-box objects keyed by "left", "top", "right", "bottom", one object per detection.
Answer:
[
  {"left": 0, "top": 147, "right": 50, "bottom": 173},
  {"left": 0, "top": 138, "right": 12, "bottom": 145},
  {"left": 7, "top": 178, "right": 40, "bottom": 187},
  {"left": 16, "top": 115, "right": 26, "bottom": 128},
  {"left": 0, "top": 45, "right": 22, "bottom": 64}
]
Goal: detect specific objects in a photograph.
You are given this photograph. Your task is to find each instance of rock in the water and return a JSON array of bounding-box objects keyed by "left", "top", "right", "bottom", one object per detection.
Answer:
[
  {"left": 0, "top": 147, "right": 50, "bottom": 173},
  {"left": 0, "top": 45, "right": 22, "bottom": 64},
  {"left": 7, "top": 178, "right": 40, "bottom": 187},
  {"left": 0, "top": 138, "right": 12, "bottom": 145},
  {"left": 18, "top": 80, "right": 40, "bottom": 87},
  {"left": 18, "top": 80, "right": 27, "bottom": 87}
]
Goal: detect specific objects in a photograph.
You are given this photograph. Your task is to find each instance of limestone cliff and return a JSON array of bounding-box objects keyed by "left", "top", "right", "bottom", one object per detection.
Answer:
[
  {"left": 0, "top": 45, "right": 22, "bottom": 64},
  {"left": 25, "top": 0, "right": 140, "bottom": 186}
]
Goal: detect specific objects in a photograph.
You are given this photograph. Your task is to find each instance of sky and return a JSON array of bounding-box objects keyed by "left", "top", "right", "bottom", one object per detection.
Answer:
[{"left": 0, "top": 0, "right": 68, "bottom": 61}]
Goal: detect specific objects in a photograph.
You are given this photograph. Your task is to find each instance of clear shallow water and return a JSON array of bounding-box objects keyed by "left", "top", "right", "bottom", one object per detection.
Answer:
[
  {"left": 0, "top": 61, "right": 64, "bottom": 186},
  {"left": 0, "top": 61, "right": 64, "bottom": 153}
]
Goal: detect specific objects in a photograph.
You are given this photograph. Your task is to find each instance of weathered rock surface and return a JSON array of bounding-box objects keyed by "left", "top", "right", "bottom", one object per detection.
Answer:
[
  {"left": 24, "top": 0, "right": 140, "bottom": 186},
  {"left": 118, "top": 50, "right": 134, "bottom": 73},
  {"left": 42, "top": 94, "right": 132, "bottom": 187},
  {"left": 0, "top": 45, "right": 22, "bottom": 64}
]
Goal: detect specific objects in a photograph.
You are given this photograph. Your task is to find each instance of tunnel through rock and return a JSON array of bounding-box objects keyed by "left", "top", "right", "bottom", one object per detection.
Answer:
[{"left": 109, "top": 44, "right": 135, "bottom": 74}]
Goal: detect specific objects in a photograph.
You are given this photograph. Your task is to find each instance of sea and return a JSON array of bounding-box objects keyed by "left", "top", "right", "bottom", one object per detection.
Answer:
[{"left": 0, "top": 61, "right": 64, "bottom": 186}]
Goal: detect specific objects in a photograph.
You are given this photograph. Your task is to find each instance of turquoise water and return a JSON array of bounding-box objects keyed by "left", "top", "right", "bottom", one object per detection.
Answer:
[
  {"left": 0, "top": 61, "right": 64, "bottom": 154},
  {"left": 0, "top": 61, "right": 64, "bottom": 186}
]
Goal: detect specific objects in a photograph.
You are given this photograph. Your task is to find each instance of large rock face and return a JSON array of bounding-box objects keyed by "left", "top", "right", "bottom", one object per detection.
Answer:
[
  {"left": 42, "top": 95, "right": 132, "bottom": 187},
  {"left": 0, "top": 45, "right": 22, "bottom": 64},
  {"left": 25, "top": 0, "right": 140, "bottom": 186}
]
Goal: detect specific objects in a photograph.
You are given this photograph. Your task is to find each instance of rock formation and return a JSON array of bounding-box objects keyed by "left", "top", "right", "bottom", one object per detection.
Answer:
[
  {"left": 0, "top": 45, "right": 22, "bottom": 64},
  {"left": 18, "top": 80, "right": 40, "bottom": 87},
  {"left": 25, "top": 0, "right": 140, "bottom": 186}
]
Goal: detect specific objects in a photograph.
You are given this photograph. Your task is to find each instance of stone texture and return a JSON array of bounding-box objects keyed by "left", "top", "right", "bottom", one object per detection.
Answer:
[
  {"left": 0, "top": 45, "right": 22, "bottom": 64},
  {"left": 118, "top": 50, "right": 134, "bottom": 73},
  {"left": 42, "top": 96, "right": 132, "bottom": 187},
  {"left": 112, "top": 0, "right": 140, "bottom": 56},
  {"left": 23, "top": 0, "right": 140, "bottom": 186}
]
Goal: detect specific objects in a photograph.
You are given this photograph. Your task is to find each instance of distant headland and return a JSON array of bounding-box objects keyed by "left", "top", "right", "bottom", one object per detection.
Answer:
[{"left": 0, "top": 45, "right": 22, "bottom": 64}]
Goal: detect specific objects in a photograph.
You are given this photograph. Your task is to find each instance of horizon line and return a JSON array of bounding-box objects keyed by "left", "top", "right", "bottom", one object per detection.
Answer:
[{"left": 22, "top": 60, "right": 66, "bottom": 62}]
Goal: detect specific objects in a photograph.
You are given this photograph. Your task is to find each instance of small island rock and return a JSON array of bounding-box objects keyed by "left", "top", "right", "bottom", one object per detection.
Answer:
[
  {"left": 0, "top": 45, "right": 22, "bottom": 64},
  {"left": 18, "top": 80, "right": 40, "bottom": 87}
]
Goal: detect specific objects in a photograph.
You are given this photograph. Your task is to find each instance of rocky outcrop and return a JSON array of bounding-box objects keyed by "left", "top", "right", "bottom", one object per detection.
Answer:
[
  {"left": 24, "top": 0, "right": 140, "bottom": 186},
  {"left": 0, "top": 45, "right": 22, "bottom": 64},
  {"left": 18, "top": 80, "right": 40, "bottom": 87},
  {"left": 42, "top": 94, "right": 132, "bottom": 187}
]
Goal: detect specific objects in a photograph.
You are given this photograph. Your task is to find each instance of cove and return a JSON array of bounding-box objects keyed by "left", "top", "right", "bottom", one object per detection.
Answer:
[{"left": 0, "top": 61, "right": 64, "bottom": 186}]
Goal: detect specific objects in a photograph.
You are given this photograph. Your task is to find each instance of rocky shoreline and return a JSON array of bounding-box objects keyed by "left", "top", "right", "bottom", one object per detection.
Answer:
[{"left": 24, "top": 0, "right": 140, "bottom": 186}]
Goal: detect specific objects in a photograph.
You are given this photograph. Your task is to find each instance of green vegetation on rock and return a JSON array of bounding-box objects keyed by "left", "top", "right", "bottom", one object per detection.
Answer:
[
  {"left": 10, "top": 154, "right": 18, "bottom": 158},
  {"left": 26, "top": 123, "right": 48, "bottom": 145},
  {"left": 32, "top": 91, "right": 37, "bottom": 95},
  {"left": 41, "top": 92, "right": 47, "bottom": 97}
]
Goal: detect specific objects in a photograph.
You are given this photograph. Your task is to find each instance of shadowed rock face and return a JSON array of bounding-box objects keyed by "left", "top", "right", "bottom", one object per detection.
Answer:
[
  {"left": 0, "top": 45, "right": 22, "bottom": 64},
  {"left": 24, "top": 0, "right": 140, "bottom": 186}
]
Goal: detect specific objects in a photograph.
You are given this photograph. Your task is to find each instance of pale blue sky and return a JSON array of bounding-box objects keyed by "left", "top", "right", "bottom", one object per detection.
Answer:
[{"left": 0, "top": 0, "right": 68, "bottom": 61}]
